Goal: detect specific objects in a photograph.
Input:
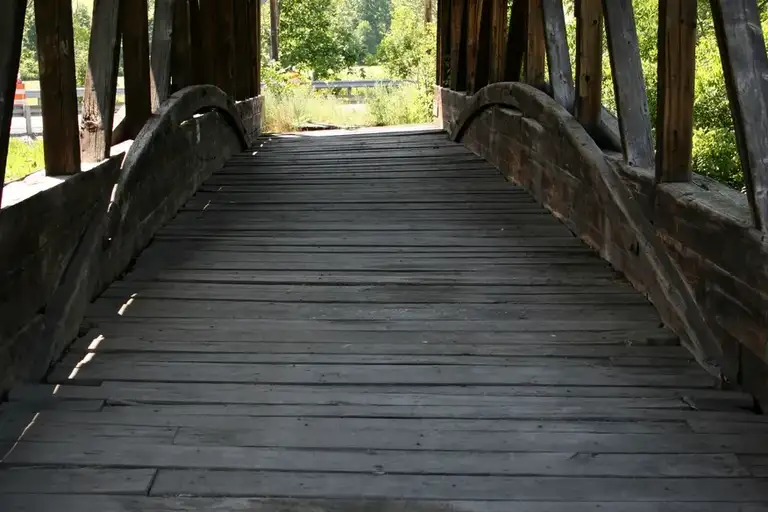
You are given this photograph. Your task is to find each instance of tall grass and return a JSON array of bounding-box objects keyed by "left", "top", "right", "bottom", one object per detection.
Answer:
[
  {"left": 5, "top": 138, "right": 44, "bottom": 183},
  {"left": 263, "top": 84, "right": 434, "bottom": 133}
]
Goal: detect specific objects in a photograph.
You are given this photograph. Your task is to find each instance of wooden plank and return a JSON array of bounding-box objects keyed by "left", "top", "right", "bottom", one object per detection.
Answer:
[
  {"left": 710, "top": 0, "right": 768, "bottom": 230},
  {"left": 504, "top": 0, "right": 526, "bottom": 81},
  {"left": 151, "top": 471, "right": 768, "bottom": 501},
  {"left": 120, "top": 0, "right": 151, "bottom": 139},
  {"left": 198, "top": 0, "right": 218, "bottom": 85},
  {"left": 150, "top": 0, "right": 175, "bottom": 110},
  {"left": 471, "top": 0, "right": 493, "bottom": 92},
  {"left": 525, "top": 0, "right": 546, "bottom": 87},
  {"left": 0, "top": 468, "right": 156, "bottom": 494},
  {"left": 34, "top": 0, "right": 81, "bottom": 175},
  {"left": 601, "top": 0, "right": 654, "bottom": 168},
  {"left": 574, "top": 0, "right": 603, "bottom": 134},
  {"left": 655, "top": 0, "right": 696, "bottom": 183},
  {"left": 450, "top": 0, "right": 468, "bottom": 90},
  {"left": 465, "top": 0, "right": 480, "bottom": 92},
  {"left": 215, "top": 0, "right": 237, "bottom": 96},
  {"left": 269, "top": 0, "right": 279, "bottom": 60},
  {"left": 170, "top": 0, "right": 194, "bottom": 92},
  {"left": 247, "top": 0, "right": 261, "bottom": 96},
  {"left": 541, "top": 0, "right": 574, "bottom": 110},
  {"left": 80, "top": 0, "right": 121, "bottom": 162},
  {"left": 489, "top": 0, "right": 507, "bottom": 83},
  {"left": 0, "top": 0, "right": 27, "bottom": 202},
  {"left": 233, "top": 0, "right": 252, "bottom": 100},
  {"left": 437, "top": 0, "right": 452, "bottom": 86}
]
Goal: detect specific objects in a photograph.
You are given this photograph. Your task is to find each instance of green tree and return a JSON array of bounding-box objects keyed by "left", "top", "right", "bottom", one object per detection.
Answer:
[{"left": 377, "top": 0, "right": 435, "bottom": 86}]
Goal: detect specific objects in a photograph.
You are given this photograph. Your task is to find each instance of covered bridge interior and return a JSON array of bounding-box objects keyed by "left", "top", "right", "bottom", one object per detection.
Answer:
[{"left": 1, "top": 0, "right": 768, "bottom": 509}]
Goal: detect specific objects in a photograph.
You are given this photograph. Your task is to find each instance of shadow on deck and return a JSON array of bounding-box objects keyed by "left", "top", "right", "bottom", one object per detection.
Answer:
[{"left": 2, "top": 128, "right": 768, "bottom": 509}]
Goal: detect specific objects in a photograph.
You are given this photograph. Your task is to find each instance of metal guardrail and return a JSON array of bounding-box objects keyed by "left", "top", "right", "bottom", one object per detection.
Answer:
[{"left": 11, "top": 80, "right": 402, "bottom": 136}]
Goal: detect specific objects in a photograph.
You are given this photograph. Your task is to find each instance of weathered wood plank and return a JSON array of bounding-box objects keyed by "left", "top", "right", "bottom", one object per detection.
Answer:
[
  {"left": 450, "top": 0, "right": 468, "bottom": 90},
  {"left": 465, "top": 0, "right": 480, "bottom": 92},
  {"left": 525, "top": 0, "right": 546, "bottom": 87},
  {"left": 170, "top": 0, "right": 194, "bottom": 92},
  {"left": 215, "top": 0, "right": 237, "bottom": 96},
  {"left": 655, "top": 0, "right": 696, "bottom": 183},
  {"left": 541, "top": 0, "right": 574, "bottom": 110},
  {"left": 0, "top": 468, "right": 156, "bottom": 494},
  {"left": 488, "top": 0, "right": 507, "bottom": 83},
  {"left": 0, "top": 0, "right": 27, "bottom": 201},
  {"left": 150, "top": 0, "right": 175, "bottom": 110},
  {"left": 34, "top": 0, "right": 81, "bottom": 175},
  {"left": 80, "top": 0, "right": 121, "bottom": 162},
  {"left": 504, "top": 0, "right": 526, "bottom": 81},
  {"left": 233, "top": 0, "right": 252, "bottom": 100},
  {"left": 120, "top": 0, "right": 152, "bottom": 138},
  {"left": 574, "top": 0, "right": 603, "bottom": 134},
  {"left": 470, "top": 0, "right": 492, "bottom": 92},
  {"left": 710, "top": 0, "right": 768, "bottom": 230},
  {"left": 602, "top": 0, "right": 654, "bottom": 168},
  {"left": 247, "top": 0, "right": 261, "bottom": 96}
]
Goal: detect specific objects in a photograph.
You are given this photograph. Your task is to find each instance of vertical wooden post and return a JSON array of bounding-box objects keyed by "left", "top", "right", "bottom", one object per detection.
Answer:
[
  {"left": 602, "top": 0, "right": 654, "bottom": 168},
  {"left": 121, "top": 0, "right": 152, "bottom": 138},
  {"left": 234, "top": 0, "right": 252, "bottom": 100},
  {"left": 575, "top": 0, "right": 602, "bottom": 134},
  {"left": 489, "top": 0, "right": 508, "bottom": 83},
  {"left": 655, "top": 0, "right": 696, "bottom": 184},
  {"left": 437, "top": 0, "right": 452, "bottom": 86},
  {"left": 710, "top": 0, "right": 768, "bottom": 231},
  {"left": 80, "top": 0, "right": 121, "bottom": 162},
  {"left": 541, "top": 0, "right": 574, "bottom": 110},
  {"left": 525, "top": 0, "right": 546, "bottom": 87},
  {"left": 171, "top": 0, "right": 194, "bottom": 92},
  {"left": 248, "top": 0, "right": 261, "bottom": 96},
  {"left": 150, "top": 0, "right": 176, "bottom": 111},
  {"left": 471, "top": 0, "right": 493, "bottom": 93},
  {"left": 505, "top": 0, "right": 527, "bottom": 82},
  {"left": 35, "top": 0, "right": 81, "bottom": 175},
  {"left": 270, "top": 0, "right": 279, "bottom": 61},
  {"left": 450, "top": 0, "right": 468, "bottom": 90},
  {"left": 0, "top": 0, "right": 27, "bottom": 201},
  {"left": 199, "top": 0, "right": 219, "bottom": 85},
  {"left": 466, "top": 0, "right": 480, "bottom": 92},
  {"left": 188, "top": 0, "right": 205, "bottom": 84},
  {"left": 216, "top": 0, "right": 237, "bottom": 96}
]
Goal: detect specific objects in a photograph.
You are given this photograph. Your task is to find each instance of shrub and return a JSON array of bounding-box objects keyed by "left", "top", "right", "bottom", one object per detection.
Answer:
[{"left": 367, "top": 84, "right": 433, "bottom": 126}]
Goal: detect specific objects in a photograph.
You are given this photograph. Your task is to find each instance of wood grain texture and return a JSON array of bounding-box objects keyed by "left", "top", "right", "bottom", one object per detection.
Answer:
[
  {"left": 710, "top": 0, "right": 768, "bottom": 231},
  {"left": 450, "top": 0, "right": 468, "bottom": 90},
  {"left": 525, "top": 0, "right": 546, "bottom": 87},
  {"left": 80, "top": 0, "right": 121, "bottom": 162},
  {"left": 150, "top": 0, "right": 175, "bottom": 111},
  {"left": 575, "top": 0, "right": 602, "bottom": 134},
  {"left": 470, "top": 0, "right": 493, "bottom": 92},
  {"left": 0, "top": 0, "right": 27, "bottom": 202},
  {"left": 465, "top": 0, "right": 480, "bottom": 92},
  {"left": 489, "top": 0, "right": 507, "bottom": 82},
  {"left": 233, "top": 0, "right": 252, "bottom": 100},
  {"left": 215, "top": 0, "right": 237, "bottom": 96},
  {"left": 541, "top": 0, "right": 574, "bottom": 111},
  {"left": 655, "top": 0, "right": 696, "bottom": 184},
  {"left": 170, "top": 0, "right": 193, "bottom": 92},
  {"left": 120, "top": 0, "right": 152, "bottom": 139},
  {"left": 504, "top": 0, "right": 526, "bottom": 81},
  {"left": 602, "top": 0, "right": 653, "bottom": 168},
  {"left": 248, "top": 0, "right": 261, "bottom": 96},
  {"left": 34, "top": 0, "right": 81, "bottom": 175}
]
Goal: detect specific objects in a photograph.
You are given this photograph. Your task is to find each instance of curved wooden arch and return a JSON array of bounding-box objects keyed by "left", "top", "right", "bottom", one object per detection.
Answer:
[
  {"left": 106, "top": 85, "right": 247, "bottom": 243},
  {"left": 450, "top": 82, "right": 723, "bottom": 373}
]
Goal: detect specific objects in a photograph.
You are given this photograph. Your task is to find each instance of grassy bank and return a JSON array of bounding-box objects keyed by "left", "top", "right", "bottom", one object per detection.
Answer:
[{"left": 5, "top": 139, "right": 44, "bottom": 183}]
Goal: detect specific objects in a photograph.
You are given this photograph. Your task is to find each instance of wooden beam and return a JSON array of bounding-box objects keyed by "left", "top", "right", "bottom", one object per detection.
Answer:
[
  {"left": 120, "top": 0, "right": 151, "bottom": 138},
  {"left": 541, "top": 0, "right": 574, "bottom": 110},
  {"left": 188, "top": 0, "right": 204, "bottom": 84},
  {"left": 269, "top": 0, "right": 279, "bottom": 61},
  {"left": 602, "top": 0, "right": 654, "bottom": 168},
  {"left": 504, "top": 0, "right": 527, "bottom": 82},
  {"left": 34, "top": 0, "right": 80, "bottom": 175},
  {"left": 575, "top": 0, "right": 602, "bottom": 134},
  {"left": 471, "top": 0, "right": 493, "bottom": 92},
  {"left": 0, "top": 0, "right": 27, "bottom": 201},
  {"left": 466, "top": 0, "right": 480, "bottom": 92},
  {"left": 215, "top": 0, "right": 237, "bottom": 96},
  {"left": 233, "top": 0, "right": 252, "bottom": 100},
  {"left": 710, "top": 0, "right": 768, "bottom": 231},
  {"left": 489, "top": 0, "right": 508, "bottom": 83},
  {"left": 525, "top": 0, "right": 546, "bottom": 87},
  {"left": 248, "top": 0, "right": 261, "bottom": 97},
  {"left": 150, "top": 0, "right": 175, "bottom": 111},
  {"left": 450, "top": 0, "right": 468, "bottom": 90},
  {"left": 199, "top": 0, "right": 217, "bottom": 85},
  {"left": 171, "top": 0, "right": 194, "bottom": 92},
  {"left": 655, "top": 0, "right": 696, "bottom": 184},
  {"left": 437, "top": 0, "right": 452, "bottom": 86},
  {"left": 80, "top": 0, "right": 121, "bottom": 162}
]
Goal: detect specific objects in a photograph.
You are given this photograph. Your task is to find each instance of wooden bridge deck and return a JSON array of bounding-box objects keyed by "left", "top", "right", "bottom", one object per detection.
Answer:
[{"left": 2, "top": 128, "right": 768, "bottom": 510}]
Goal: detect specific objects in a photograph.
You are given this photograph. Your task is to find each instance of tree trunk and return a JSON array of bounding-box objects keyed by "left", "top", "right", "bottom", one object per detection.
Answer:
[{"left": 270, "top": 0, "right": 279, "bottom": 60}]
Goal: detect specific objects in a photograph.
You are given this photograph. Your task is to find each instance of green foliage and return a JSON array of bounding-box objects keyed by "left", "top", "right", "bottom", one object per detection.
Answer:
[
  {"left": 5, "top": 139, "right": 45, "bottom": 183},
  {"left": 366, "top": 84, "right": 433, "bottom": 126},
  {"left": 377, "top": 2, "right": 435, "bottom": 87}
]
